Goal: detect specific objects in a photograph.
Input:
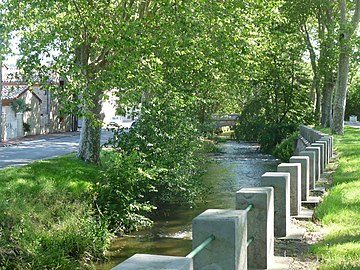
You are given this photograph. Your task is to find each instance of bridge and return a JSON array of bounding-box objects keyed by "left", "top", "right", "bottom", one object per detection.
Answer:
[
  {"left": 114, "top": 125, "right": 333, "bottom": 270},
  {"left": 212, "top": 113, "right": 240, "bottom": 128}
]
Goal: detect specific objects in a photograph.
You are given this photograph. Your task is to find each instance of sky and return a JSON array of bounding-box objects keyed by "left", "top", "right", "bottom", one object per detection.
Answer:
[{"left": 4, "top": 34, "right": 20, "bottom": 66}]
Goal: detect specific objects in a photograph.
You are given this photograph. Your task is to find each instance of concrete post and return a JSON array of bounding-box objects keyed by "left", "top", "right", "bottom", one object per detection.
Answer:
[
  {"left": 277, "top": 163, "right": 301, "bottom": 216},
  {"left": 327, "top": 136, "right": 333, "bottom": 159},
  {"left": 236, "top": 187, "right": 274, "bottom": 269},
  {"left": 16, "top": 112, "right": 24, "bottom": 138},
  {"left": 113, "top": 254, "right": 193, "bottom": 270},
  {"left": 316, "top": 140, "right": 328, "bottom": 165},
  {"left": 299, "top": 151, "right": 316, "bottom": 190},
  {"left": 305, "top": 146, "right": 321, "bottom": 181},
  {"left": 318, "top": 137, "right": 331, "bottom": 163},
  {"left": 192, "top": 209, "right": 247, "bottom": 270},
  {"left": 261, "top": 172, "right": 290, "bottom": 237},
  {"left": 311, "top": 142, "right": 325, "bottom": 173},
  {"left": 290, "top": 156, "right": 309, "bottom": 202}
]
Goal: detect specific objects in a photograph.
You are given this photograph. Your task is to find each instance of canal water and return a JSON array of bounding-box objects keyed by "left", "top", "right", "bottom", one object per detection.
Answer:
[{"left": 96, "top": 141, "right": 278, "bottom": 269}]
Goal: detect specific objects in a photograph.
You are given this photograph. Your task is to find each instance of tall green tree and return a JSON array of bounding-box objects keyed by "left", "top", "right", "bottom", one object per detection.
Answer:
[
  {"left": 0, "top": 5, "right": 11, "bottom": 142},
  {"left": 332, "top": 0, "right": 360, "bottom": 134},
  {"left": 4, "top": 0, "right": 160, "bottom": 164}
]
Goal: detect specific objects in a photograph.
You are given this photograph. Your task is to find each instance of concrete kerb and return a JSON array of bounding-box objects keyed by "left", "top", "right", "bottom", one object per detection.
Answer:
[
  {"left": 113, "top": 254, "right": 193, "bottom": 270},
  {"left": 236, "top": 187, "right": 274, "bottom": 269},
  {"left": 289, "top": 156, "right": 310, "bottom": 202},
  {"left": 261, "top": 172, "right": 290, "bottom": 238},
  {"left": 192, "top": 209, "right": 247, "bottom": 270},
  {"left": 277, "top": 163, "right": 301, "bottom": 216}
]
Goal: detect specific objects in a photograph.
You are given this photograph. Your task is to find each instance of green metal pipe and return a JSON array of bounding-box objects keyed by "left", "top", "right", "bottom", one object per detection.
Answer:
[
  {"left": 245, "top": 203, "right": 253, "bottom": 212},
  {"left": 186, "top": 234, "right": 215, "bottom": 258},
  {"left": 247, "top": 236, "right": 254, "bottom": 247}
]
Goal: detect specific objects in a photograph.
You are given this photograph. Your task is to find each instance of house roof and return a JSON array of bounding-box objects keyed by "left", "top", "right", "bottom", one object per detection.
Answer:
[
  {"left": 1, "top": 84, "right": 42, "bottom": 103},
  {"left": 1, "top": 85, "right": 29, "bottom": 100}
]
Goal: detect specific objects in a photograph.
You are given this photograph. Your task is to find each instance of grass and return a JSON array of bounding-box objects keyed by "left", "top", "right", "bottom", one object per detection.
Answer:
[
  {"left": 0, "top": 154, "right": 111, "bottom": 270},
  {"left": 313, "top": 126, "right": 360, "bottom": 269}
]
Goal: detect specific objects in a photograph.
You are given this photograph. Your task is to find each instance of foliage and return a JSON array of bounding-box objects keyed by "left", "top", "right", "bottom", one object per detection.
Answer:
[
  {"left": 22, "top": 122, "right": 30, "bottom": 132},
  {"left": 345, "top": 76, "right": 360, "bottom": 119},
  {"left": 11, "top": 99, "right": 31, "bottom": 114},
  {"left": 95, "top": 151, "right": 156, "bottom": 233},
  {"left": 0, "top": 155, "right": 112, "bottom": 269},
  {"left": 272, "top": 132, "right": 299, "bottom": 162},
  {"left": 313, "top": 127, "right": 360, "bottom": 268},
  {"left": 104, "top": 92, "right": 206, "bottom": 208}
]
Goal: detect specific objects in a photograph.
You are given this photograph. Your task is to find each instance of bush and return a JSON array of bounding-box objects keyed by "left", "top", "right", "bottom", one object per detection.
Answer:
[
  {"left": 235, "top": 119, "right": 298, "bottom": 153},
  {"left": 95, "top": 151, "right": 156, "bottom": 233},
  {"left": 101, "top": 92, "right": 207, "bottom": 232},
  {"left": 272, "top": 132, "right": 299, "bottom": 162}
]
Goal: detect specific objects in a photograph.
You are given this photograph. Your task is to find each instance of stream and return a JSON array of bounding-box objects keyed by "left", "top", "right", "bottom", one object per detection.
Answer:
[{"left": 96, "top": 141, "right": 279, "bottom": 269}]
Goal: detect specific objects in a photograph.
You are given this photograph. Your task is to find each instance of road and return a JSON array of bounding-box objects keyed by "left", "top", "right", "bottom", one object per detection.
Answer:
[{"left": 0, "top": 130, "right": 113, "bottom": 169}]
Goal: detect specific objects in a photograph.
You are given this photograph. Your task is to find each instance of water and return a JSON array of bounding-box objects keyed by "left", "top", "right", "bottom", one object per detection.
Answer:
[{"left": 96, "top": 141, "right": 278, "bottom": 269}]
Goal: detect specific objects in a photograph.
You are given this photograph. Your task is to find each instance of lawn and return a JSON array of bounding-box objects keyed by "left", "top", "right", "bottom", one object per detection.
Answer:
[
  {"left": 0, "top": 154, "right": 111, "bottom": 269},
  {"left": 313, "top": 126, "right": 360, "bottom": 269}
]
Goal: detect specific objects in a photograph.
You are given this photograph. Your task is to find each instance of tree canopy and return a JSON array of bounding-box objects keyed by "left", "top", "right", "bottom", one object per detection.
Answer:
[{"left": 2, "top": 0, "right": 359, "bottom": 157}]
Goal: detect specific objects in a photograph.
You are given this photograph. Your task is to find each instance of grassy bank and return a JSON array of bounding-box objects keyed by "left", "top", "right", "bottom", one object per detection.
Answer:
[
  {"left": 313, "top": 126, "right": 360, "bottom": 269},
  {"left": 0, "top": 154, "right": 111, "bottom": 269}
]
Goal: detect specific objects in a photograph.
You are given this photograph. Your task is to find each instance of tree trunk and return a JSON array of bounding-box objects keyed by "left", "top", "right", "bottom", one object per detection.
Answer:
[
  {"left": 0, "top": 60, "right": 3, "bottom": 142},
  {"left": 77, "top": 93, "right": 103, "bottom": 164},
  {"left": 331, "top": 0, "right": 360, "bottom": 134},
  {"left": 321, "top": 71, "right": 335, "bottom": 127}
]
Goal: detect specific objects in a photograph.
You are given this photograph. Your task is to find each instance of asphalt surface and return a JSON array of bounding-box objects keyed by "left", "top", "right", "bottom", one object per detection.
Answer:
[{"left": 0, "top": 130, "right": 113, "bottom": 169}]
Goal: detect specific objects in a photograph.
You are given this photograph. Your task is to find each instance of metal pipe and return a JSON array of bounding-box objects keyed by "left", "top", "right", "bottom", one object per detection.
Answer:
[
  {"left": 245, "top": 203, "right": 253, "bottom": 212},
  {"left": 186, "top": 234, "right": 215, "bottom": 258},
  {"left": 247, "top": 236, "right": 254, "bottom": 247}
]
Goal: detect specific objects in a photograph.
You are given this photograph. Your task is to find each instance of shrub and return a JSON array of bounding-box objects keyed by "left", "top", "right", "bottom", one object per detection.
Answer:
[
  {"left": 272, "top": 131, "right": 299, "bottom": 162},
  {"left": 101, "top": 92, "right": 207, "bottom": 231}
]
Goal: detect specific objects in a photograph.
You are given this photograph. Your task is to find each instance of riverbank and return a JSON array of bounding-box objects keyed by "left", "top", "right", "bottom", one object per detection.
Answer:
[
  {"left": 311, "top": 126, "right": 360, "bottom": 268},
  {"left": 0, "top": 154, "right": 112, "bottom": 269}
]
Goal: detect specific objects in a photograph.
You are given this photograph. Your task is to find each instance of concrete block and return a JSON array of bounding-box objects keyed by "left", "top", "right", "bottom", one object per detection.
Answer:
[
  {"left": 290, "top": 156, "right": 309, "bottom": 202},
  {"left": 305, "top": 146, "right": 321, "bottom": 181},
  {"left": 113, "top": 254, "right": 193, "bottom": 270},
  {"left": 315, "top": 140, "right": 328, "bottom": 166},
  {"left": 261, "top": 172, "right": 290, "bottom": 237},
  {"left": 192, "top": 209, "right": 247, "bottom": 270},
  {"left": 311, "top": 142, "right": 325, "bottom": 173},
  {"left": 277, "top": 163, "right": 301, "bottom": 216},
  {"left": 236, "top": 187, "right": 274, "bottom": 269},
  {"left": 299, "top": 151, "right": 316, "bottom": 190},
  {"left": 318, "top": 136, "right": 331, "bottom": 162}
]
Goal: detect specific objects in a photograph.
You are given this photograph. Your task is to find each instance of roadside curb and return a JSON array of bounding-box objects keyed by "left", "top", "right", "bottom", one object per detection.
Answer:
[{"left": 0, "top": 131, "right": 80, "bottom": 147}]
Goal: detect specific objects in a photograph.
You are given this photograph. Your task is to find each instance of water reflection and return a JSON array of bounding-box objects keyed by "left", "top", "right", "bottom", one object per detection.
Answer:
[{"left": 96, "top": 141, "right": 278, "bottom": 269}]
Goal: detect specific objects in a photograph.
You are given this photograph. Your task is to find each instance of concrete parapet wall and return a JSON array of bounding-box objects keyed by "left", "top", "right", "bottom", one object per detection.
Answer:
[{"left": 300, "top": 125, "right": 323, "bottom": 143}]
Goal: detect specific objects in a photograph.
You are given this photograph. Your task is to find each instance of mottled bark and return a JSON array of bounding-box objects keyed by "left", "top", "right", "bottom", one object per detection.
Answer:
[
  {"left": 331, "top": 0, "right": 360, "bottom": 134},
  {"left": 302, "top": 23, "right": 320, "bottom": 120},
  {"left": 321, "top": 71, "right": 335, "bottom": 127},
  {"left": 77, "top": 93, "right": 103, "bottom": 164}
]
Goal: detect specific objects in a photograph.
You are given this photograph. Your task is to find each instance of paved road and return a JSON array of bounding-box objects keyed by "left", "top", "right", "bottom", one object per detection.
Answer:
[{"left": 0, "top": 130, "right": 113, "bottom": 169}]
